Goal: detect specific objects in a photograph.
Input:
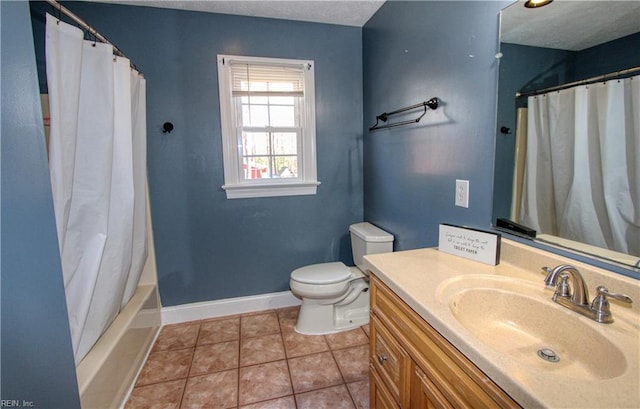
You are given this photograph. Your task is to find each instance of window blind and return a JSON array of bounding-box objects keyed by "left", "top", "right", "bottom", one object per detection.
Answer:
[{"left": 230, "top": 62, "right": 304, "bottom": 97}]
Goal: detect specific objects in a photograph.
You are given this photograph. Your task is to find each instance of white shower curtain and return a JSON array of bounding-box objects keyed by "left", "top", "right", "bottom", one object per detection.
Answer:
[
  {"left": 46, "top": 14, "right": 147, "bottom": 364},
  {"left": 520, "top": 75, "right": 640, "bottom": 256}
]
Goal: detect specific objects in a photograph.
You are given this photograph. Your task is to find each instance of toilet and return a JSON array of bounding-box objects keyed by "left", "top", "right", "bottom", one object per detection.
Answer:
[{"left": 289, "top": 222, "right": 394, "bottom": 335}]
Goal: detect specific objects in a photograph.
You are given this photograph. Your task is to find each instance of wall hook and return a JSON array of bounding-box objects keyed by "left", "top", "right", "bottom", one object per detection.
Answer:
[
  {"left": 500, "top": 126, "right": 512, "bottom": 135},
  {"left": 162, "top": 122, "right": 174, "bottom": 134}
]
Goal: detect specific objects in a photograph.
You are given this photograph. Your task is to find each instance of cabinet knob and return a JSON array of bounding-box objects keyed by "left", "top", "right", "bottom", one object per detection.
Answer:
[{"left": 377, "top": 354, "right": 388, "bottom": 365}]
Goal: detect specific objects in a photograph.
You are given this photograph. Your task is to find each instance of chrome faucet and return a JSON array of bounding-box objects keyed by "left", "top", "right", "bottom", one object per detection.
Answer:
[
  {"left": 542, "top": 264, "right": 633, "bottom": 323},
  {"left": 543, "top": 264, "right": 590, "bottom": 306}
]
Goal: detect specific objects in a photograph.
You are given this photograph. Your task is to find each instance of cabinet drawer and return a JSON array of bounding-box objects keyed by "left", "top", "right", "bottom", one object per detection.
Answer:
[
  {"left": 370, "top": 315, "right": 408, "bottom": 405},
  {"left": 371, "top": 275, "right": 521, "bottom": 409}
]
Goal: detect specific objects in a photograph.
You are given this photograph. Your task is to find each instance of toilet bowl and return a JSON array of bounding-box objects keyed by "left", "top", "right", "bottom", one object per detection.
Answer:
[{"left": 289, "top": 222, "right": 394, "bottom": 335}]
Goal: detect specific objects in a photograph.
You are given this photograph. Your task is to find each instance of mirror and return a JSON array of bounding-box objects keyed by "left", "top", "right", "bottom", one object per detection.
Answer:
[{"left": 493, "top": 0, "right": 640, "bottom": 272}]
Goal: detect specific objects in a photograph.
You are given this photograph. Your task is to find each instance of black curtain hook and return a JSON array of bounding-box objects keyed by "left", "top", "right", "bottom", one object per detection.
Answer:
[{"left": 162, "top": 122, "right": 174, "bottom": 134}]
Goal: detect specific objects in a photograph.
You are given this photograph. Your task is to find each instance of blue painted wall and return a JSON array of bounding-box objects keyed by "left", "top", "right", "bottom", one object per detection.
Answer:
[
  {"left": 575, "top": 32, "right": 640, "bottom": 79},
  {"left": 492, "top": 33, "right": 640, "bottom": 223},
  {"left": 0, "top": 2, "right": 81, "bottom": 407},
  {"left": 37, "top": 2, "right": 364, "bottom": 306},
  {"left": 362, "top": 1, "right": 508, "bottom": 250}
]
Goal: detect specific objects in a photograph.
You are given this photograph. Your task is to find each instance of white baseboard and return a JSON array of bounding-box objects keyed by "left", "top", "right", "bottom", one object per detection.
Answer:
[{"left": 161, "top": 290, "right": 301, "bottom": 325}]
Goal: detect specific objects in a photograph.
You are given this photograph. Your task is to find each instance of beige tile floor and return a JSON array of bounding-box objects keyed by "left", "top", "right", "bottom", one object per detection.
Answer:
[{"left": 125, "top": 306, "right": 370, "bottom": 409}]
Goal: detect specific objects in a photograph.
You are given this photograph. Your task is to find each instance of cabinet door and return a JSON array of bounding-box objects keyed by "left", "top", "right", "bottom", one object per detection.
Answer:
[
  {"left": 371, "top": 366, "right": 401, "bottom": 409},
  {"left": 411, "top": 364, "right": 455, "bottom": 409}
]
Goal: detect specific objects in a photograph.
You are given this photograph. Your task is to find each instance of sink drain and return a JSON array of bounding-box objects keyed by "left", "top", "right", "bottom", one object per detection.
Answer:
[{"left": 537, "top": 348, "right": 560, "bottom": 363}]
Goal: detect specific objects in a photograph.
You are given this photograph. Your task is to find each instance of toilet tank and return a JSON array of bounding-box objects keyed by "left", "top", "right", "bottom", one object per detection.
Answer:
[{"left": 349, "top": 222, "right": 394, "bottom": 271}]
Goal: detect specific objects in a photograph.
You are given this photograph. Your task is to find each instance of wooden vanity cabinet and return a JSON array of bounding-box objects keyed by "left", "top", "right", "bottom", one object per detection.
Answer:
[{"left": 369, "top": 274, "right": 522, "bottom": 409}]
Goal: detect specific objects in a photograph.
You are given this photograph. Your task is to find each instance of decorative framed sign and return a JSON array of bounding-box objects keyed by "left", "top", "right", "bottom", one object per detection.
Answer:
[{"left": 438, "top": 224, "right": 501, "bottom": 265}]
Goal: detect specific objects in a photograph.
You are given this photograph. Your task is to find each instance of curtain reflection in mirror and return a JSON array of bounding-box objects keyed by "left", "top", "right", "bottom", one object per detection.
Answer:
[{"left": 516, "top": 75, "right": 639, "bottom": 257}]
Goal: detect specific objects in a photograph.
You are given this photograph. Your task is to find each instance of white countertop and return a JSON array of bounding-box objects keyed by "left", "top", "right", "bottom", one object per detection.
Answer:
[{"left": 363, "top": 239, "right": 640, "bottom": 409}]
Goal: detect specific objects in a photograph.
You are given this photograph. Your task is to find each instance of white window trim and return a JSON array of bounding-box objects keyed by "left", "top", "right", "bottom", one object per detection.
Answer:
[{"left": 217, "top": 54, "right": 320, "bottom": 199}]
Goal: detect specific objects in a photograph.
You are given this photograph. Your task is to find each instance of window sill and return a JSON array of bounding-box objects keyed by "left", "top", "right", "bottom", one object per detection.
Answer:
[{"left": 222, "top": 181, "right": 321, "bottom": 199}]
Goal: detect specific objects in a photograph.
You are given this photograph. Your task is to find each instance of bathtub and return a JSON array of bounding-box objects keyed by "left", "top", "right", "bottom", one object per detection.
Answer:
[{"left": 76, "top": 194, "right": 161, "bottom": 409}]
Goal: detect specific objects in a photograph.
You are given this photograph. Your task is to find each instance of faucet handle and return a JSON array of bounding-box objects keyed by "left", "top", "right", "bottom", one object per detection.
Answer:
[
  {"left": 553, "top": 273, "right": 571, "bottom": 299},
  {"left": 595, "top": 286, "right": 633, "bottom": 304},
  {"left": 590, "top": 286, "right": 633, "bottom": 324}
]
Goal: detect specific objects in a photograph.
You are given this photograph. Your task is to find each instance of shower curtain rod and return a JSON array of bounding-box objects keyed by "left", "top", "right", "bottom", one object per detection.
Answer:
[
  {"left": 45, "top": 0, "right": 141, "bottom": 73},
  {"left": 516, "top": 65, "right": 640, "bottom": 98}
]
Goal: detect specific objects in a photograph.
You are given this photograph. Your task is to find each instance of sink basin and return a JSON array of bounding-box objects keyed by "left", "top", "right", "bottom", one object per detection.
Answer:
[
  {"left": 436, "top": 274, "right": 542, "bottom": 301},
  {"left": 438, "top": 276, "right": 627, "bottom": 381}
]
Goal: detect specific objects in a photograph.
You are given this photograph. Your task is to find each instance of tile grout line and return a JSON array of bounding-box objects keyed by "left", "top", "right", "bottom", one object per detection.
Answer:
[
  {"left": 331, "top": 327, "right": 368, "bottom": 409},
  {"left": 327, "top": 332, "right": 359, "bottom": 408},
  {"left": 239, "top": 310, "right": 294, "bottom": 408},
  {"left": 179, "top": 322, "right": 201, "bottom": 409},
  {"left": 237, "top": 314, "right": 244, "bottom": 408},
  {"left": 134, "top": 347, "right": 195, "bottom": 388},
  {"left": 277, "top": 307, "right": 299, "bottom": 409}
]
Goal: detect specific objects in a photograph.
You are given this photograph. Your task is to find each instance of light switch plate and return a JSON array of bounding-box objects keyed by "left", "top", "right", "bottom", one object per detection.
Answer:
[{"left": 455, "top": 179, "right": 469, "bottom": 208}]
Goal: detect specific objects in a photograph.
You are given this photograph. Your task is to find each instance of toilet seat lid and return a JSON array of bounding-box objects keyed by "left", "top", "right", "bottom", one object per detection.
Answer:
[{"left": 291, "top": 262, "right": 352, "bottom": 284}]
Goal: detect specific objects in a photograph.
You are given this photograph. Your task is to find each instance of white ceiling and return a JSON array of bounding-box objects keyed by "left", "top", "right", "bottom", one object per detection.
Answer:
[
  {"left": 86, "top": 0, "right": 640, "bottom": 47},
  {"left": 501, "top": 0, "right": 640, "bottom": 51},
  {"left": 89, "top": 0, "right": 386, "bottom": 27}
]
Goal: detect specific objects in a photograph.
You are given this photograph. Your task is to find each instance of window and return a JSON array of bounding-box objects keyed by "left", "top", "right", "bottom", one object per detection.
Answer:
[{"left": 217, "top": 55, "right": 319, "bottom": 199}]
